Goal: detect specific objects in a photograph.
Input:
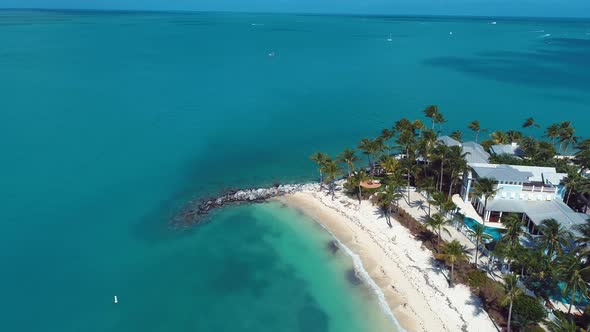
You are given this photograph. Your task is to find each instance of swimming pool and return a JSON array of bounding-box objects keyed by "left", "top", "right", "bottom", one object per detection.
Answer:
[
  {"left": 552, "top": 282, "right": 590, "bottom": 307},
  {"left": 463, "top": 217, "right": 504, "bottom": 242}
]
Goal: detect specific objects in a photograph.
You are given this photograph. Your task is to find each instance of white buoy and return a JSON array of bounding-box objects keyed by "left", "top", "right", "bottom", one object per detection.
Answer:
[
  {"left": 449, "top": 31, "right": 453, "bottom": 35},
  {"left": 114, "top": 295, "right": 118, "bottom": 304}
]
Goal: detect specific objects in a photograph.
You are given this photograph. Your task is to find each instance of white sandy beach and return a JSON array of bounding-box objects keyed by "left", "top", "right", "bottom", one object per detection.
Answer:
[{"left": 276, "top": 185, "right": 497, "bottom": 332}]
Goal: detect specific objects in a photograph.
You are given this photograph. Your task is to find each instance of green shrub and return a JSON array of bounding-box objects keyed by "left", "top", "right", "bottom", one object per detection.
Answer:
[
  {"left": 524, "top": 325, "right": 545, "bottom": 332},
  {"left": 511, "top": 295, "right": 546, "bottom": 328},
  {"left": 467, "top": 270, "right": 489, "bottom": 289},
  {"left": 480, "top": 282, "right": 505, "bottom": 306}
]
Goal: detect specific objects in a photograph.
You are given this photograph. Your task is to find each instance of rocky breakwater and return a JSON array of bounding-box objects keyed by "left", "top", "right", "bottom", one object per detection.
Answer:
[{"left": 171, "top": 183, "right": 319, "bottom": 227}]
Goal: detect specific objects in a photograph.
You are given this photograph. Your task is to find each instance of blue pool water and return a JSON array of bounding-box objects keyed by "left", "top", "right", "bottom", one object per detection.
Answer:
[
  {"left": 552, "top": 282, "right": 590, "bottom": 307},
  {"left": 463, "top": 217, "right": 504, "bottom": 242}
]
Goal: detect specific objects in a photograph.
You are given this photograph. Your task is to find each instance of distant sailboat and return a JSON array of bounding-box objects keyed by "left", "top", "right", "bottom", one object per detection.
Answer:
[
  {"left": 114, "top": 295, "right": 118, "bottom": 304},
  {"left": 387, "top": 33, "right": 392, "bottom": 42}
]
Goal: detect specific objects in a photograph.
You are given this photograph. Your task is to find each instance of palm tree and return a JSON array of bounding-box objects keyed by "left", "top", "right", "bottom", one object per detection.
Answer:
[
  {"left": 418, "top": 177, "right": 436, "bottom": 216},
  {"left": 505, "top": 130, "right": 523, "bottom": 143},
  {"left": 522, "top": 117, "right": 540, "bottom": 130},
  {"left": 501, "top": 273, "right": 524, "bottom": 332},
  {"left": 349, "top": 170, "right": 369, "bottom": 205},
  {"left": 545, "top": 123, "right": 561, "bottom": 147},
  {"left": 501, "top": 214, "right": 525, "bottom": 248},
  {"left": 380, "top": 128, "right": 394, "bottom": 151},
  {"left": 413, "top": 119, "right": 424, "bottom": 136},
  {"left": 310, "top": 152, "right": 328, "bottom": 191},
  {"left": 449, "top": 130, "right": 462, "bottom": 142},
  {"left": 358, "top": 138, "right": 379, "bottom": 177},
  {"left": 321, "top": 158, "right": 342, "bottom": 201},
  {"left": 545, "top": 314, "right": 577, "bottom": 332},
  {"left": 425, "top": 213, "right": 451, "bottom": 245},
  {"left": 468, "top": 120, "right": 482, "bottom": 143},
  {"left": 423, "top": 105, "right": 439, "bottom": 129},
  {"left": 490, "top": 130, "right": 508, "bottom": 144},
  {"left": 433, "top": 143, "right": 451, "bottom": 192},
  {"left": 574, "top": 217, "right": 590, "bottom": 247},
  {"left": 402, "top": 159, "right": 419, "bottom": 204},
  {"left": 557, "top": 251, "right": 590, "bottom": 314},
  {"left": 558, "top": 121, "right": 577, "bottom": 154},
  {"left": 575, "top": 138, "right": 590, "bottom": 173},
  {"left": 439, "top": 240, "right": 470, "bottom": 287},
  {"left": 473, "top": 177, "right": 498, "bottom": 226},
  {"left": 379, "top": 155, "right": 399, "bottom": 175},
  {"left": 446, "top": 145, "right": 469, "bottom": 197},
  {"left": 379, "top": 185, "right": 403, "bottom": 227},
  {"left": 337, "top": 148, "right": 359, "bottom": 177},
  {"left": 434, "top": 112, "right": 446, "bottom": 133},
  {"left": 536, "top": 218, "right": 572, "bottom": 258},
  {"left": 563, "top": 169, "right": 582, "bottom": 205},
  {"left": 416, "top": 129, "right": 437, "bottom": 176},
  {"left": 468, "top": 223, "right": 492, "bottom": 267}
]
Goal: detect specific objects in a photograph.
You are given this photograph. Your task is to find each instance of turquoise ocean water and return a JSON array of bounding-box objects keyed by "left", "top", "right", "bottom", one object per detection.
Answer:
[{"left": 1, "top": 10, "right": 589, "bottom": 331}]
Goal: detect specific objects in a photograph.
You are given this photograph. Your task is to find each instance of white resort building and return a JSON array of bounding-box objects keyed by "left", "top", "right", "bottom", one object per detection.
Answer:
[{"left": 438, "top": 136, "right": 587, "bottom": 236}]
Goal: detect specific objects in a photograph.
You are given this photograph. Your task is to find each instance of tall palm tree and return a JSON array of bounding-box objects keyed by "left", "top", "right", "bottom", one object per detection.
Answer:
[
  {"left": 321, "top": 158, "right": 342, "bottom": 201},
  {"left": 433, "top": 143, "right": 451, "bottom": 192},
  {"left": 434, "top": 112, "right": 446, "bottom": 133},
  {"left": 557, "top": 251, "right": 590, "bottom": 314},
  {"left": 449, "top": 130, "right": 462, "bottom": 142},
  {"left": 522, "top": 117, "right": 540, "bottom": 130},
  {"left": 380, "top": 128, "right": 394, "bottom": 151},
  {"left": 468, "top": 223, "right": 492, "bottom": 267},
  {"left": 468, "top": 120, "right": 482, "bottom": 143},
  {"left": 379, "top": 155, "right": 399, "bottom": 175},
  {"left": 358, "top": 138, "right": 379, "bottom": 177},
  {"left": 438, "top": 240, "right": 470, "bottom": 287},
  {"left": 574, "top": 217, "right": 590, "bottom": 247},
  {"left": 418, "top": 177, "right": 436, "bottom": 216},
  {"left": 425, "top": 213, "right": 452, "bottom": 245},
  {"left": 416, "top": 129, "right": 437, "bottom": 176},
  {"left": 490, "top": 130, "right": 509, "bottom": 144},
  {"left": 310, "top": 152, "right": 328, "bottom": 191},
  {"left": 423, "top": 105, "right": 439, "bottom": 130},
  {"left": 379, "top": 184, "right": 403, "bottom": 227},
  {"left": 402, "top": 159, "right": 419, "bottom": 204},
  {"left": 473, "top": 177, "right": 498, "bottom": 226},
  {"left": 536, "top": 218, "right": 572, "bottom": 258},
  {"left": 501, "top": 214, "right": 525, "bottom": 249},
  {"left": 446, "top": 145, "right": 469, "bottom": 197},
  {"left": 558, "top": 121, "right": 577, "bottom": 154},
  {"left": 575, "top": 138, "right": 590, "bottom": 174},
  {"left": 501, "top": 273, "right": 524, "bottom": 332},
  {"left": 349, "top": 170, "right": 369, "bottom": 205},
  {"left": 337, "top": 148, "right": 359, "bottom": 177},
  {"left": 545, "top": 123, "right": 561, "bottom": 147},
  {"left": 505, "top": 130, "right": 523, "bottom": 143},
  {"left": 563, "top": 169, "right": 582, "bottom": 205},
  {"left": 413, "top": 119, "right": 425, "bottom": 136}
]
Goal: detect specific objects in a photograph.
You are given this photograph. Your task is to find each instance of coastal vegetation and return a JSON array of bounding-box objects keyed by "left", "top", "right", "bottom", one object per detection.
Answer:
[{"left": 310, "top": 106, "right": 590, "bottom": 331}]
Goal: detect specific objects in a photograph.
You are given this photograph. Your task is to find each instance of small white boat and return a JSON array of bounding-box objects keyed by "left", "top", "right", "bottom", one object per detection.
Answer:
[
  {"left": 387, "top": 33, "right": 392, "bottom": 42},
  {"left": 114, "top": 295, "right": 118, "bottom": 304},
  {"left": 268, "top": 52, "right": 276, "bottom": 57},
  {"left": 449, "top": 31, "right": 453, "bottom": 35},
  {"left": 491, "top": 21, "right": 497, "bottom": 25}
]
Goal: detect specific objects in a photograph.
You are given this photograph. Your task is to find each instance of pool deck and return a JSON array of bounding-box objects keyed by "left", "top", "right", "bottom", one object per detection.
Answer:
[{"left": 452, "top": 195, "right": 505, "bottom": 229}]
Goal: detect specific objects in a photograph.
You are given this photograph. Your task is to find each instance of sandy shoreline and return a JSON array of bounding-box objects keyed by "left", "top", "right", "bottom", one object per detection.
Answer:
[{"left": 276, "top": 187, "right": 497, "bottom": 332}]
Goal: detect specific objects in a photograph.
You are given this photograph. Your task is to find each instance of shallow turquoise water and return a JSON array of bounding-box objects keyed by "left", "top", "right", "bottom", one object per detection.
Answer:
[{"left": 1, "top": 10, "right": 589, "bottom": 331}]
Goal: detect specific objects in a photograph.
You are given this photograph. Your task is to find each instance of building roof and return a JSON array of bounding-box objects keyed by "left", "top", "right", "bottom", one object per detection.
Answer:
[
  {"left": 490, "top": 143, "right": 524, "bottom": 156},
  {"left": 438, "top": 136, "right": 462, "bottom": 147},
  {"left": 462, "top": 142, "right": 490, "bottom": 164},
  {"left": 509, "top": 165, "right": 558, "bottom": 183},
  {"left": 542, "top": 172, "right": 567, "bottom": 186},
  {"left": 470, "top": 163, "right": 533, "bottom": 183},
  {"left": 486, "top": 198, "right": 587, "bottom": 236},
  {"left": 438, "top": 137, "right": 490, "bottom": 164}
]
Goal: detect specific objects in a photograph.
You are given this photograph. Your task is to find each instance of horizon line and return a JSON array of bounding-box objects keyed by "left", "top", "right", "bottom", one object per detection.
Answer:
[{"left": 1, "top": 8, "right": 590, "bottom": 21}]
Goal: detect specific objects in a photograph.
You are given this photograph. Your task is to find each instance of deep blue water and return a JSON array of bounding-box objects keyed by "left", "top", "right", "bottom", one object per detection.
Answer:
[{"left": 1, "top": 10, "right": 589, "bottom": 331}]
